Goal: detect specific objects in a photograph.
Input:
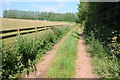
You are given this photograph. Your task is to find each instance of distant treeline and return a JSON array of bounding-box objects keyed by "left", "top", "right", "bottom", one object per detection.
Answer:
[{"left": 3, "top": 9, "right": 77, "bottom": 22}]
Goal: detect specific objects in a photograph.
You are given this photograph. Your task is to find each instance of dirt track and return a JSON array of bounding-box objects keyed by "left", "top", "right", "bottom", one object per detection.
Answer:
[
  {"left": 73, "top": 33, "right": 97, "bottom": 78},
  {"left": 26, "top": 28, "right": 76, "bottom": 78},
  {"left": 26, "top": 27, "right": 97, "bottom": 78}
]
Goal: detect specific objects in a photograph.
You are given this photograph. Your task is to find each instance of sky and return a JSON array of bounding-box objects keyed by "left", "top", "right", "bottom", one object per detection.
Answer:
[{"left": 0, "top": 1, "right": 79, "bottom": 17}]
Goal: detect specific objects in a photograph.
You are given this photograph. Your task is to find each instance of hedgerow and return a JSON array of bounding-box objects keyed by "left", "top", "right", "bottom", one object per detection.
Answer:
[
  {"left": 77, "top": 2, "right": 120, "bottom": 78},
  {"left": 2, "top": 25, "right": 75, "bottom": 79}
]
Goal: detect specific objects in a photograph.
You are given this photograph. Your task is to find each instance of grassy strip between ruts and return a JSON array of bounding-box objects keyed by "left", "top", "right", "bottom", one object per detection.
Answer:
[{"left": 47, "top": 27, "right": 79, "bottom": 78}]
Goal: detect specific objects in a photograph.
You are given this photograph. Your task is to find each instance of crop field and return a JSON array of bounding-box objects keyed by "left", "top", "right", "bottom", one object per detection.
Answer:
[
  {"left": 0, "top": 18, "right": 74, "bottom": 44},
  {"left": 0, "top": 18, "right": 70, "bottom": 30}
]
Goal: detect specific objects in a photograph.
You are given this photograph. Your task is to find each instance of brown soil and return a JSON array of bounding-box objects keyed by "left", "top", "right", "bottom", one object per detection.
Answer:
[
  {"left": 26, "top": 28, "right": 76, "bottom": 78},
  {"left": 73, "top": 35, "right": 97, "bottom": 78}
]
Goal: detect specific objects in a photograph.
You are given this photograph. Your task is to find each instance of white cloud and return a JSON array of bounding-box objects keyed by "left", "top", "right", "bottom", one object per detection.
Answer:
[
  {"left": 33, "top": 2, "right": 65, "bottom": 12},
  {"left": 56, "top": 2, "right": 64, "bottom": 7},
  {"left": 4, "top": 8, "right": 10, "bottom": 10},
  {"left": 56, "top": 0, "right": 65, "bottom": 2},
  {"left": 40, "top": 5, "right": 57, "bottom": 12},
  {"left": 2, "top": 2, "right": 12, "bottom": 5}
]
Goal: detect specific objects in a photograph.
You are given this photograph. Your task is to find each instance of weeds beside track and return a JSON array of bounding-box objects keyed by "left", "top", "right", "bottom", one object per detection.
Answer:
[{"left": 2, "top": 25, "right": 76, "bottom": 79}]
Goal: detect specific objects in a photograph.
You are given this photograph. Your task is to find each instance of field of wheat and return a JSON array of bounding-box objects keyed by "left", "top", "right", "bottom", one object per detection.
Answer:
[
  {"left": 1, "top": 18, "right": 74, "bottom": 44},
  {"left": 0, "top": 18, "right": 69, "bottom": 30}
]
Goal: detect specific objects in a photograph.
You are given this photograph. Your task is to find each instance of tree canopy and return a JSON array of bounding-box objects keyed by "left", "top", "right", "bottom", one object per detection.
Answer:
[{"left": 77, "top": 2, "right": 120, "bottom": 43}]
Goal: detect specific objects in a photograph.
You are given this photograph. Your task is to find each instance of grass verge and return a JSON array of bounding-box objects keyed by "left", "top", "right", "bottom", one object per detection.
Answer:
[{"left": 47, "top": 28, "right": 79, "bottom": 78}]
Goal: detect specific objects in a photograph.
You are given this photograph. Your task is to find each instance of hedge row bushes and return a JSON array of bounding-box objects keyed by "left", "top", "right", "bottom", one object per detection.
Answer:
[{"left": 2, "top": 25, "right": 75, "bottom": 79}]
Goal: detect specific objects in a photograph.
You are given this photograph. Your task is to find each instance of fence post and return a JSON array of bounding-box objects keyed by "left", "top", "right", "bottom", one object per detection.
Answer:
[
  {"left": 35, "top": 26, "right": 37, "bottom": 40},
  {"left": 45, "top": 26, "right": 47, "bottom": 31},
  {"left": 18, "top": 28, "right": 20, "bottom": 35}
]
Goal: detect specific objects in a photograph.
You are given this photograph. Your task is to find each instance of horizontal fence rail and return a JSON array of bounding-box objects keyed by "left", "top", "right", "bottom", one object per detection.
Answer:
[
  {"left": 0, "top": 24, "right": 68, "bottom": 39},
  {"left": 1, "top": 29, "right": 17, "bottom": 33}
]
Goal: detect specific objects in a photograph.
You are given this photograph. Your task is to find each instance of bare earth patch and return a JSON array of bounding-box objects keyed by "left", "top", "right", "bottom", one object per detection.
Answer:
[
  {"left": 73, "top": 36, "right": 97, "bottom": 78},
  {"left": 26, "top": 28, "right": 76, "bottom": 78}
]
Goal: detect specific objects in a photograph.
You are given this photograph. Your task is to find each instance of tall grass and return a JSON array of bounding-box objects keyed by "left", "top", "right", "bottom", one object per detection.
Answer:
[
  {"left": 48, "top": 30, "right": 79, "bottom": 78},
  {"left": 2, "top": 25, "right": 75, "bottom": 79},
  {"left": 85, "top": 31, "right": 120, "bottom": 79}
]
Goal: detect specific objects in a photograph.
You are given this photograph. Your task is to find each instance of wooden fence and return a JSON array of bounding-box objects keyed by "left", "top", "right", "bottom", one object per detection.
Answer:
[{"left": 0, "top": 24, "right": 66, "bottom": 39}]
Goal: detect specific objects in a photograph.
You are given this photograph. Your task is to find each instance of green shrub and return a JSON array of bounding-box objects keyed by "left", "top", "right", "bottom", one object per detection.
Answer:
[
  {"left": 85, "top": 31, "right": 120, "bottom": 78},
  {"left": 2, "top": 25, "right": 73, "bottom": 79}
]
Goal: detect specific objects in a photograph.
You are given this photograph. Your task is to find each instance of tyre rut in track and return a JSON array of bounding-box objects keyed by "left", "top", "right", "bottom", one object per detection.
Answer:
[
  {"left": 73, "top": 30, "right": 97, "bottom": 78},
  {"left": 26, "top": 27, "right": 77, "bottom": 78}
]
